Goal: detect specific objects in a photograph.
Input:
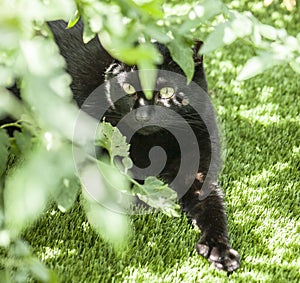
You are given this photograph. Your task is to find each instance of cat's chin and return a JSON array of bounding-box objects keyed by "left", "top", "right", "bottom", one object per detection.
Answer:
[{"left": 135, "top": 125, "right": 163, "bottom": 135}]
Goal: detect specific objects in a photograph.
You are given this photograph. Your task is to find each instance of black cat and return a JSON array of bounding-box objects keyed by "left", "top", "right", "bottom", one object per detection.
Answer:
[{"left": 33, "top": 20, "right": 242, "bottom": 272}]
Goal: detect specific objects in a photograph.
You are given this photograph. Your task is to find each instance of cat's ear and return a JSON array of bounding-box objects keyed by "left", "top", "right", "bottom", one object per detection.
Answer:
[
  {"left": 192, "top": 40, "right": 207, "bottom": 91},
  {"left": 193, "top": 40, "right": 203, "bottom": 66}
]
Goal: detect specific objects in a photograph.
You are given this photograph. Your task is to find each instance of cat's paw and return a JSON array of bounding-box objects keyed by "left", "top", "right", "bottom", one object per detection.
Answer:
[{"left": 196, "top": 241, "right": 240, "bottom": 272}]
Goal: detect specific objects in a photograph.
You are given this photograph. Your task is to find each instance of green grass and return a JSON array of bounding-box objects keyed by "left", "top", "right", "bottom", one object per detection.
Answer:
[{"left": 23, "top": 2, "right": 299, "bottom": 282}]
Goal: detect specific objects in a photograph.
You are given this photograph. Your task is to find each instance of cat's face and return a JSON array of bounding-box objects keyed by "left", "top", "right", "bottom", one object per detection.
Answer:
[{"left": 103, "top": 43, "right": 207, "bottom": 135}]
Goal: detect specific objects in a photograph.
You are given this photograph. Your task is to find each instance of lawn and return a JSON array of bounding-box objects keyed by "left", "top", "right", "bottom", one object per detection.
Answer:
[{"left": 23, "top": 1, "right": 299, "bottom": 282}]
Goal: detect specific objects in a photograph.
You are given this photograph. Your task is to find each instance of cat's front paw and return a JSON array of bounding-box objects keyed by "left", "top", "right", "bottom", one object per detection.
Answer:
[{"left": 196, "top": 241, "right": 240, "bottom": 272}]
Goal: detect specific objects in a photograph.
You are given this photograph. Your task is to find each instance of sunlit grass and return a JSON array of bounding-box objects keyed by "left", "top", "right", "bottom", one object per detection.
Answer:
[{"left": 22, "top": 1, "right": 300, "bottom": 282}]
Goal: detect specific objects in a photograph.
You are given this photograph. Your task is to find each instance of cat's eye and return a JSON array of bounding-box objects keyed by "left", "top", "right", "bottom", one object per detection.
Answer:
[
  {"left": 160, "top": 87, "right": 175, "bottom": 99},
  {"left": 122, "top": 83, "right": 136, "bottom": 95}
]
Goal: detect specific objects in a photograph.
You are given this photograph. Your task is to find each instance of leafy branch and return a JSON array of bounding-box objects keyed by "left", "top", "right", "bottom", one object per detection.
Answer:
[
  {"left": 69, "top": 0, "right": 300, "bottom": 95},
  {"left": 94, "top": 121, "right": 181, "bottom": 217}
]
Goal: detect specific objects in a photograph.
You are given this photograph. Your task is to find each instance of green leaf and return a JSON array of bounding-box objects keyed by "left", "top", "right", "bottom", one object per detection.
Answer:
[
  {"left": 201, "top": 11, "right": 255, "bottom": 55},
  {"left": 0, "top": 88, "right": 24, "bottom": 122},
  {"left": 201, "top": 22, "right": 236, "bottom": 54},
  {"left": 20, "top": 37, "right": 64, "bottom": 77},
  {"left": 167, "top": 40, "right": 194, "bottom": 83},
  {"left": 133, "top": 176, "right": 181, "bottom": 217},
  {"left": 237, "top": 53, "right": 283, "bottom": 80},
  {"left": 122, "top": 156, "right": 133, "bottom": 172},
  {"left": 4, "top": 144, "right": 75, "bottom": 237},
  {"left": 97, "top": 159, "right": 130, "bottom": 194},
  {"left": 81, "top": 192, "right": 130, "bottom": 248},
  {"left": 230, "top": 11, "right": 253, "bottom": 38},
  {"left": 237, "top": 56, "right": 266, "bottom": 80},
  {"left": 0, "top": 229, "right": 10, "bottom": 247},
  {"left": 289, "top": 57, "right": 300, "bottom": 74},
  {"left": 28, "top": 257, "right": 58, "bottom": 283},
  {"left": 176, "top": 0, "right": 224, "bottom": 34},
  {"left": 53, "top": 177, "right": 80, "bottom": 213},
  {"left": 120, "top": 43, "right": 161, "bottom": 100},
  {"left": 20, "top": 37, "right": 78, "bottom": 140},
  {"left": 13, "top": 130, "right": 34, "bottom": 154},
  {"left": 98, "top": 35, "right": 162, "bottom": 100},
  {"left": 286, "top": 35, "right": 300, "bottom": 52},
  {"left": 0, "top": 129, "right": 9, "bottom": 177},
  {"left": 0, "top": 65, "right": 14, "bottom": 87},
  {"left": 140, "top": 1, "right": 164, "bottom": 19},
  {"left": 83, "top": 19, "right": 96, "bottom": 43},
  {"left": 258, "top": 24, "right": 278, "bottom": 41},
  {"left": 144, "top": 25, "right": 171, "bottom": 44},
  {"left": 134, "top": 176, "right": 166, "bottom": 195},
  {"left": 10, "top": 239, "right": 32, "bottom": 257},
  {"left": 96, "top": 121, "right": 130, "bottom": 162},
  {"left": 79, "top": 158, "right": 132, "bottom": 217},
  {"left": 118, "top": 43, "right": 162, "bottom": 66},
  {"left": 138, "top": 67, "right": 157, "bottom": 100},
  {"left": 193, "top": 0, "right": 224, "bottom": 21},
  {"left": 27, "top": 0, "right": 76, "bottom": 22},
  {"left": 67, "top": 10, "right": 80, "bottom": 29}
]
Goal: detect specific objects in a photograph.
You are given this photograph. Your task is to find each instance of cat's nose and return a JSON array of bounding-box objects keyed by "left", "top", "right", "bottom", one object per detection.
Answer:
[{"left": 135, "top": 106, "right": 152, "bottom": 122}]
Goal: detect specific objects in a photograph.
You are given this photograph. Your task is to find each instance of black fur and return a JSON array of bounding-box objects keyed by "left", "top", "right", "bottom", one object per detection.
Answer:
[
  {"left": 4, "top": 20, "right": 240, "bottom": 272},
  {"left": 51, "top": 20, "right": 240, "bottom": 272}
]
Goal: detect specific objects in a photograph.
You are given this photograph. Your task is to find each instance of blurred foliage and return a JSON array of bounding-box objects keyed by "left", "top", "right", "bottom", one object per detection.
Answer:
[
  {"left": 0, "top": 0, "right": 299, "bottom": 282},
  {"left": 264, "top": 0, "right": 296, "bottom": 11}
]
